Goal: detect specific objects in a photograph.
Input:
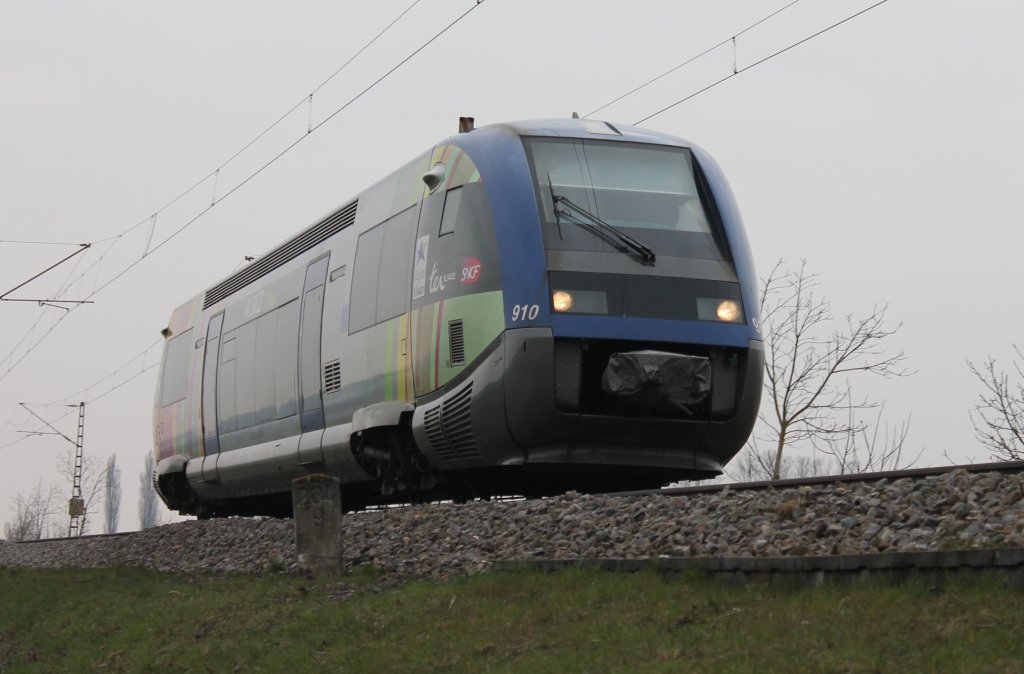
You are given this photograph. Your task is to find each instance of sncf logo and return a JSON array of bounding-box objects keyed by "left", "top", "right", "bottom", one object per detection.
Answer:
[{"left": 461, "top": 257, "right": 482, "bottom": 284}]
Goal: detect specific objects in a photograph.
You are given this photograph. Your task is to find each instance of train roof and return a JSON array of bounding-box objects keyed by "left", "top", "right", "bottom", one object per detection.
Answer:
[{"left": 455, "top": 118, "right": 693, "bottom": 149}]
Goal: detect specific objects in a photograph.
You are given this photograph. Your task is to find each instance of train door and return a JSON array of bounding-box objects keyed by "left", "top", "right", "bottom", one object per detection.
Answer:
[
  {"left": 297, "top": 254, "right": 330, "bottom": 465},
  {"left": 200, "top": 312, "right": 224, "bottom": 483}
]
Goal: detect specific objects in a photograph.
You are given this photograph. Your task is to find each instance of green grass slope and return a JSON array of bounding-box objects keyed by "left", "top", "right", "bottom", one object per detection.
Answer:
[{"left": 1, "top": 566, "right": 1023, "bottom": 673}]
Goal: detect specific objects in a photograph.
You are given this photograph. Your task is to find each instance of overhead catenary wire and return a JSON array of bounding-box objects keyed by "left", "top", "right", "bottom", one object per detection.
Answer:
[
  {"left": 0, "top": 407, "right": 19, "bottom": 447},
  {"left": 585, "top": 0, "right": 804, "bottom": 119},
  {"left": 55, "top": 1, "right": 428, "bottom": 258},
  {"left": 0, "top": 0, "right": 425, "bottom": 374},
  {"left": 0, "top": 339, "right": 164, "bottom": 451},
  {"left": 82, "top": 0, "right": 487, "bottom": 294},
  {"left": 633, "top": 0, "right": 891, "bottom": 125},
  {"left": 0, "top": 244, "right": 90, "bottom": 302},
  {"left": 0, "top": 240, "right": 90, "bottom": 246},
  {"left": 0, "top": 0, "right": 487, "bottom": 383},
  {"left": 0, "top": 0, "right": 492, "bottom": 450}
]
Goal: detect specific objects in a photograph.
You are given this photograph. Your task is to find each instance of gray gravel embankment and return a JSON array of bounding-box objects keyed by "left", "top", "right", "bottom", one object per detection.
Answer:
[{"left": 2, "top": 468, "right": 1023, "bottom": 580}]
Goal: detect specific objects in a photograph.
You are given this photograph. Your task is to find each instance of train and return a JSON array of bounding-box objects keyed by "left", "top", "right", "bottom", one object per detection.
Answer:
[{"left": 152, "top": 116, "right": 763, "bottom": 517}]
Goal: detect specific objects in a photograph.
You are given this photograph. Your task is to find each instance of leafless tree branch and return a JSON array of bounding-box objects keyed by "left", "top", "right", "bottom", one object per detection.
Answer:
[
  {"left": 968, "top": 345, "right": 1024, "bottom": 461},
  {"left": 3, "top": 479, "right": 62, "bottom": 541},
  {"left": 751, "top": 259, "right": 912, "bottom": 480}
]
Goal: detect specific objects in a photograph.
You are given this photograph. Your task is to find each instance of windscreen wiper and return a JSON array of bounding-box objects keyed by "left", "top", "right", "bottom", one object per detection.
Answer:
[{"left": 548, "top": 187, "right": 656, "bottom": 265}]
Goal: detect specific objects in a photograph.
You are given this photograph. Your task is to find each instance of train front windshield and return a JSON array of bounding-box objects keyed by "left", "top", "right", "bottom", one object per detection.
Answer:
[
  {"left": 523, "top": 137, "right": 730, "bottom": 262},
  {"left": 523, "top": 136, "right": 744, "bottom": 323}
]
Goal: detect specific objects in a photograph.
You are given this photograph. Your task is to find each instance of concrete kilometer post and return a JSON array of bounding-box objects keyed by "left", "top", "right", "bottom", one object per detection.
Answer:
[{"left": 292, "top": 474, "right": 343, "bottom": 576}]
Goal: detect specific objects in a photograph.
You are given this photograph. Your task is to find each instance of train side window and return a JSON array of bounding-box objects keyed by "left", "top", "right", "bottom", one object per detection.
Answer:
[
  {"left": 201, "top": 314, "right": 224, "bottom": 453},
  {"left": 438, "top": 186, "right": 463, "bottom": 236},
  {"left": 159, "top": 328, "right": 194, "bottom": 406},
  {"left": 218, "top": 334, "right": 238, "bottom": 434},
  {"left": 234, "top": 321, "right": 257, "bottom": 430},
  {"left": 376, "top": 207, "right": 417, "bottom": 322},
  {"left": 274, "top": 300, "right": 300, "bottom": 418},
  {"left": 299, "top": 284, "right": 326, "bottom": 421},
  {"left": 253, "top": 310, "right": 279, "bottom": 425},
  {"left": 349, "top": 223, "right": 386, "bottom": 334}
]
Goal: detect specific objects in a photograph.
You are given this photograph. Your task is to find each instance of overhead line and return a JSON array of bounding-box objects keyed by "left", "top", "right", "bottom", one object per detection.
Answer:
[
  {"left": 585, "top": 0, "right": 804, "bottom": 119},
  {"left": 633, "top": 0, "right": 892, "bottom": 125},
  {"left": 0, "top": 340, "right": 163, "bottom": 451},
  {"left": 0, "top": 0, "right": 421, "bottom": 368},
  {"left": 1, "top": 0, "right": 491, "bottom": 447},
  {"left": 94, "top": 0, "right": 487, "bottom": 295},
  {"left": 0, "top": 244, "right": 90, "bottom": 301},
  {"left": 216, "top": 0, "right": 424, "bottom": 173},
  {"left": 84, "top": 0, "right": 428, "bottom": 247},
  {"left": 310, "top": 0, "right": 482, "bottom": 134},
  {"left": 311, "top": 0, "right": 423, "bottom": 97},
  {"left": 0, "top": 0, "right": 488, "bottom": 382},
  {"left": 0, "top": 240, "right": 89, "bottom": 246}
]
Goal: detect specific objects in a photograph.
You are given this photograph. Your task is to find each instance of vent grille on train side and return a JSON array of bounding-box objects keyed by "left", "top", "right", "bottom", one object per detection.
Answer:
[
  {"left": 448, "top": 319, "right": 465, "bottom": 367},
  {"left": 424, "top": 406, "right": 445, "bottom": 452},
  {"left": 323, "top": 360, "right": 342, "bottom": 394},
  {"left": 423, "top": 382, "right": 479, "bottom": 461},
  {"left": 202, "top": 200, "right": 357, "bottom": 309}
]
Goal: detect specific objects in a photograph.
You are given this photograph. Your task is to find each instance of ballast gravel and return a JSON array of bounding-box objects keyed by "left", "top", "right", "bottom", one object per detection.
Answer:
[{"left": 2, "top": 468, "right": 1024, "bottom": 580}]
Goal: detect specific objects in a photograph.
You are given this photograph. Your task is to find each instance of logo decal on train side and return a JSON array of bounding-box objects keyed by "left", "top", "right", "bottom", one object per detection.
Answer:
[
  {"left": 244, "top": 291, "right": 265, "bottom": 319},
  {"left": 429, "top": 262, "right": 456, "bottom": 294},
  {"left": 412, "top": 236, "right": 429, "bottom": 300},
  {"left": 460, "top": 257, "right": 481, "bottom": 284}
]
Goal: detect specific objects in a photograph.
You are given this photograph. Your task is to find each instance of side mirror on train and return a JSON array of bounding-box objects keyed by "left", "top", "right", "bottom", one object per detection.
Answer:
[{"left": 422, "top": 163, "right": 447, "bottom": 192}]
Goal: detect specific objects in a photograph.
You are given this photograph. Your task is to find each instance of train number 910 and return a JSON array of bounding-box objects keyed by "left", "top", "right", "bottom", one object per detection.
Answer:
[{"left": 510, "top": 304, "right": 540, "bottom": 322}]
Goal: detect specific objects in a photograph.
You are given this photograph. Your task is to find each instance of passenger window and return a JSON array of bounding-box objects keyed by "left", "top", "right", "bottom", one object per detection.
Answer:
[
  {"left": 376, "top": 207, "right": 417, "bottom": 321},
  {"left": 349, "top": 223, "right": 386, "bottom": 333},
  {"left": 233, "top": 321, "right": 257, "bottom": 430},
  {"left": 439, "top": 186, "right": 463, "bottom": 236},
  {"left": 274, "top": 300, "right": 299, "bottom": 418},
  {"left": 299, "top": 284, "right": 325, "bottom": 416},
  {"left": 218, "top": 335, "right": 238, "bottom": 434},
  {"left": 159, "top": 328, "right": 194, "bottom": 406},
  {"left": 253, "top": 310, "right": 279, "bottom": 425}
]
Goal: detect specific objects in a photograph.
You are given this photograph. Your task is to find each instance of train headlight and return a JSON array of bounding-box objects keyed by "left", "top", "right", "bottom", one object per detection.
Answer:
[
  {"left": 552, "top": 290, "right": 574, "bottom": 312},
  {"left": 697, "top": 297, "right": 744, "bottom": 322},
  {"left": 716, "top": 300, "right": 742, "bottom": 323}
]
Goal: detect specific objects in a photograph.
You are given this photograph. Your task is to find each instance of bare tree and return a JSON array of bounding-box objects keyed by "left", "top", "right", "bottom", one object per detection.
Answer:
[
  {"left": 104, "top": 454, "right": 122, "bottom": 534},
  {"left": 3, "top": 479, "right": 61, "bottom": 541},
  {"left": 727, "top": 440, "right": 827, "bottom": 482},
  {"left": 139, "top": 452, "right": 160, "bottom": 529},
  {"left": 754, "top": 260, "right": 910, "bottom": 480},
  {"left": 968, "top": 345, "right": 1024, "bottom": 461},
  {"left": 57, "top": 449, "right": 105, "bottom": 536},
  {"left": 813, "top": 392, "right": 920, "bottom": 473}
]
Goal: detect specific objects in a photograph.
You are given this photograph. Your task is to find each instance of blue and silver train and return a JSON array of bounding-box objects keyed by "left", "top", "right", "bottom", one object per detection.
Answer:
[{"left": 153, "top": 117, "right": 763, "bottom": 516}]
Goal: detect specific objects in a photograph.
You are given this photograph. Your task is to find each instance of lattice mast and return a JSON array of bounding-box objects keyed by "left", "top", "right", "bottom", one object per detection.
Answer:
[{"left": 67, "top": 402, "right": 85, "bottom": 536}]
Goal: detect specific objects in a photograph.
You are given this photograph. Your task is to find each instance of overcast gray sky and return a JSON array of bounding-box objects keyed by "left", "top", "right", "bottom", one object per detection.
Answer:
[{"left": 2, "top": 0, "right": 1021, "bottom": 532}]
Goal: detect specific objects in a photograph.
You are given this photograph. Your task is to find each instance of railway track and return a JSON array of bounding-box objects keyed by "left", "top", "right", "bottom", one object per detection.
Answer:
[
  {"left": 526, "top": 459, "right": 1024, "bottom": 581},
  {"left": 5, "top": 460, "right": 1023, "bottom": 583},
  {"left": 11, "top": 530, "right": 136, "bottom": 545},
  {"left": 13, "top": 459, "right": 1024, "bottom": 545},
  {"left": 624, "top": 459, "right": 1024, "bottom": 498}
]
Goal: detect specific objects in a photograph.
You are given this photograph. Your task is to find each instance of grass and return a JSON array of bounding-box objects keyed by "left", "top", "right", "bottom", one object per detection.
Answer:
[{"left": 1, "top": 565, "right": 1023, "bottom": 673}]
